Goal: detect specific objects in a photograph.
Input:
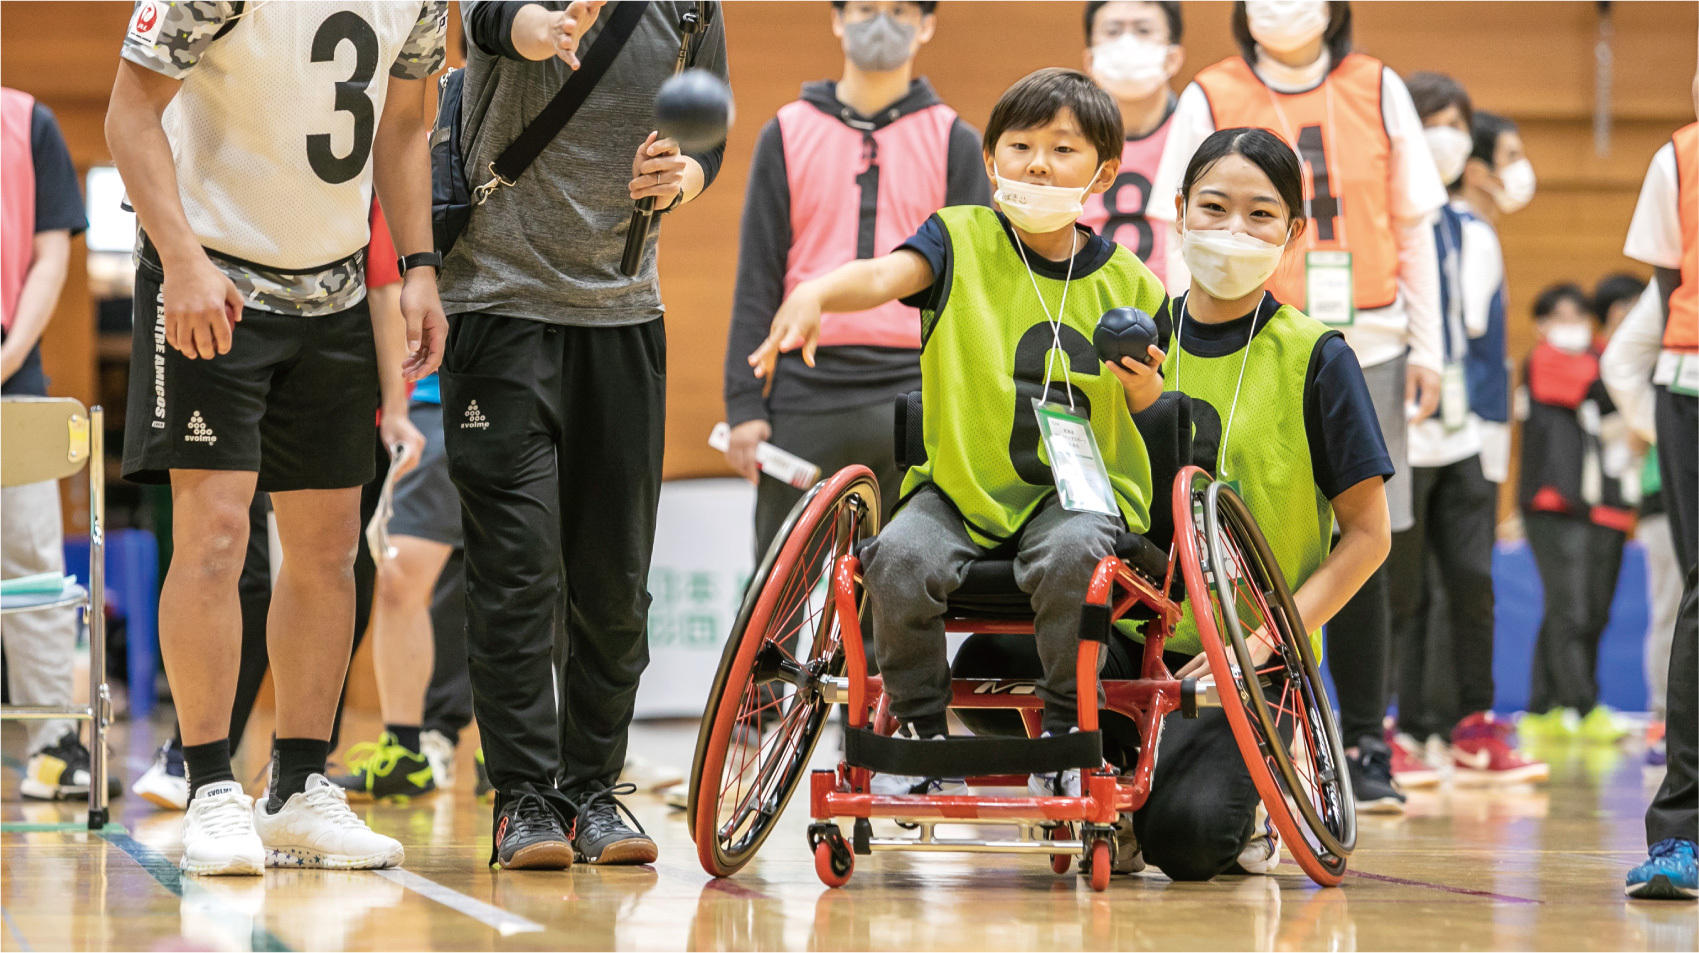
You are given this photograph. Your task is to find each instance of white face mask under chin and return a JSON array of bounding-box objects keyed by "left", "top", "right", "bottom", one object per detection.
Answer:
[
  {"left": 1546, "top": 322, "right": 1592, "bottom": 354},
  {"left": 1090, "top": 35, "right": 1173, "bottom": 101},
  {"left": 1490, "top": 159, "right": 1536, "bottom": 214},
  {"left": 994, "top": 167, "right": 1102, "bottom": 234},
  {"left": 1179, "top": 225, "right": 1288, "bottom": 301}
]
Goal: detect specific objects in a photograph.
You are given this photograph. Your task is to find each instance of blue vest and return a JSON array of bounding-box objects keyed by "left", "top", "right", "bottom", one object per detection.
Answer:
[{"left": 1437, "top": 205, "right": 1510, "bottom": 423}]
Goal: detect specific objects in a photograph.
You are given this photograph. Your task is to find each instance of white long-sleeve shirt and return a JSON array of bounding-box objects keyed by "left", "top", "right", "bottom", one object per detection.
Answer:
[
  {"left": 1147, "top": 55, "right": 1448, "bottom": 373},
  {"left": 1600, "top": 282, "right": 1665, "bottom": 443}
]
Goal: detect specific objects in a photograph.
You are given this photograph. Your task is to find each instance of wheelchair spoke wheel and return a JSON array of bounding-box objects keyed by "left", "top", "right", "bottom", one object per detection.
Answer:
[
  {"left": 1173, "top": 468, "right": 1355, "bottom": 886},
  {"left": 689, "top": 467, "right": 879, "bottom": 877}
]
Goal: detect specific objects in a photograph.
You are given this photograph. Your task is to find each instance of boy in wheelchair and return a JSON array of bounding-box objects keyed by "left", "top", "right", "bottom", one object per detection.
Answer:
[{"left": 748, "top": 68, "right": 1171, "bottom": 798}]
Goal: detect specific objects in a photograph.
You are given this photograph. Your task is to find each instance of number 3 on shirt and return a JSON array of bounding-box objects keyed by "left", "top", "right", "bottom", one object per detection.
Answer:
[{"left": 307, "top": 11, "right": 379, "bottom": 185}]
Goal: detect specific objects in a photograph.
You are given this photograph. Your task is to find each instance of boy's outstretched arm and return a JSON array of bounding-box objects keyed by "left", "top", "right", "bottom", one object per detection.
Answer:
[{"left": 748, "top": 250, "right": 934, "bottom": 379}]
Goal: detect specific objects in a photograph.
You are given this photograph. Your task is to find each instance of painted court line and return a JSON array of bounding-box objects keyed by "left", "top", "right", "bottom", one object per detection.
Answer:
[
  {"left": 2, "top": 905, "right": 32, "bottom": 952},
  {"left": 1348, "top": 869, "right": 1543, "bottom": 904},
  {"left": 99, "top": 830, "right": 293, "bottom": 951},
  {"left": 374, "top": 868, "right": 545, "bottom": 936}
]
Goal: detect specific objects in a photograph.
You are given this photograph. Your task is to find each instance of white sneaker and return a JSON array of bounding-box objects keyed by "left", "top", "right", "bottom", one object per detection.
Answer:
[
  {"left": 180, "top": 781, "right": 265, "bottom": 876},
  {"left": 662, "top": 781, "right": 689, "bottom": 812},
  {"left": 133, "top": 743, "right": 190, "bottom": 811},
  {"left": 253, "top": 774, "right": 404, "bottom": 869},
  {"left": 1027, "top": 768, "right": 1082, "bottom": 797},
  {"left": 1235, "top": 802, "right": 1280, "bottom": 874},
  {"left": 418, "top": 731, "right": 456, "bottom": 789},
  {"left": 620, "top": 753, "right": 686, "bottom": 792},
  {"left": 870, "top": 773, "right": 967, "bottom": 796}
]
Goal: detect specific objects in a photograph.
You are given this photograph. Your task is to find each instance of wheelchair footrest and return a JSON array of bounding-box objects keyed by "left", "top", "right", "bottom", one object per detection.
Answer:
[{"left": 844, "top": 728, "right": 1103, "bottom": 779}]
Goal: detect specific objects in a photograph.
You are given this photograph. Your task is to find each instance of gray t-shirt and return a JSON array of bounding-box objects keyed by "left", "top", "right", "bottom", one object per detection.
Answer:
[{"left": 441, "top": 1, "right": 729, "bottom": 326}]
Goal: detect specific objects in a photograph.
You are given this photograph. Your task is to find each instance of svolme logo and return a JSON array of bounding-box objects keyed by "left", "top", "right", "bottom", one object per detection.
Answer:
[
  {"left": 461, "top": 400, "right": 490, "bottom": 430},
  {"left": 185, "top": 411, "right": 217, "bottom": 445}
]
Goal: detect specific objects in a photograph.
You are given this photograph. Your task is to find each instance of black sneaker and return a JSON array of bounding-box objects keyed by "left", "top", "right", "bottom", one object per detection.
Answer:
[
  {"left": 571, "top": 782, "right": 657, "bottom": 865},
  {"left": 331, "top": 732, "right": 437, "bottom": 801},
  {"left": 22, "top": 731, "right": 122, "bottom": 801},
  {"left": 1347, "top": 735, "right": 1406, "bottom": 815},
  {"left": 491, "top": 785, "right": 575, "bottom": 870}
]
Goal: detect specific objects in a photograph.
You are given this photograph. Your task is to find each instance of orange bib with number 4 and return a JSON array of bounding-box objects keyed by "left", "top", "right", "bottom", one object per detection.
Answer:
[{"left": 1194, "top": 53, "right": 1398, "bottom": 313}]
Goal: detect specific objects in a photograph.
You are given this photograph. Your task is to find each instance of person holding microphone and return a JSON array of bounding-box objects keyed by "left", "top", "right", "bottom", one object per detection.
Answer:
[{"left": 1146, "top": 0, "right": 1447, "bottom": 815}]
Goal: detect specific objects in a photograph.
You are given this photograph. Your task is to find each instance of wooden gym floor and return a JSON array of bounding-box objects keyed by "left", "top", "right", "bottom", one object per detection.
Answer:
[{"left": 1, "top": 710, "right": 1692, "bottom": 952}]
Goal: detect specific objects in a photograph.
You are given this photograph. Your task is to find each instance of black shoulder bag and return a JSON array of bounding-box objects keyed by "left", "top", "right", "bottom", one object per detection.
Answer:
[{"left": 432, "top": 0, "right": 650, "bottom": 254}]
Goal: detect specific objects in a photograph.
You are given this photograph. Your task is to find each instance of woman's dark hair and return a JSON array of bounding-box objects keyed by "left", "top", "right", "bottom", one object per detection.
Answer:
[
  {"left": 1084, "top": 1, "right": 1183, "bottom": 44},
  {"left": 1533, "top": 282, "right": 1595, "bottom": 321},
  {"left": 1179, "top": 127, "right": 1306, "bottom": 224},
  {"left": 831, "top": 1, "right": 939, "bottom": 13},
  {"left": 1406, "top": 71, "right": 1473, "bottom": 130},
  {"left": 1231, "top": 2, "right": 1352, "bottom": 66},
  {"left": 984, "top": 68, "right": 1124, "bottom": 165},
  {"left": 1594, "top": 272, "right": 1647, "bottom": 320},
  {"left": 1471, "top": 111, "right": 1518, "bottom": 168}
]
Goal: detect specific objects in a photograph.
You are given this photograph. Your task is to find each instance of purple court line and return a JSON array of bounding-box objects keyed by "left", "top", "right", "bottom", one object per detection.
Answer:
[{"left": 1347, "top": 869, "right": 1544, "bottom": 905}]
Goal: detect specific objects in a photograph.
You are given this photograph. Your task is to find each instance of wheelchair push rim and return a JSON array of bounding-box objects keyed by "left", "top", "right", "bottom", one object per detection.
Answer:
[
  {"left": 1173, "top": 467, "right": 1355, "bottom": 886},
  {"left": 689, "top": 466, "right": 880, "bottom": 877}
]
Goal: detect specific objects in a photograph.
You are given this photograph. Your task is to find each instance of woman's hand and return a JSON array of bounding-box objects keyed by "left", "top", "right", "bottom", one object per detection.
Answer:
[
  {"left": 749, "top": 284, "right": 824, "bottom": 379},
  {"left": 1107, "top": 344, "right": 1167, "bottom": 413},
  {"left": 724, "top": 419, "right": 770, "bottom": 484},
  {"left": 1174, "top": 625, "right": 1274, "bottom": 680}
]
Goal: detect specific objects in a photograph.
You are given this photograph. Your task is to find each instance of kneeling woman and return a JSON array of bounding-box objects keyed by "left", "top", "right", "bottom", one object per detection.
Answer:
[{"left": 955, "top": 127, "right": 1392, "bottom": 881}]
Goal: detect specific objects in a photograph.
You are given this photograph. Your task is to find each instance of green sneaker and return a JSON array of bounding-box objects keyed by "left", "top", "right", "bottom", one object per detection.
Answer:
[
  {"left": 332, "top": 732, "right": 436, "bottom": 802},
  {"left": 474, "top": 748, "right": 494, "bottom": 800},
  {"left": 1518, "top": 708, "right": 1579, "bottom": 741},
  {"left": 1577, "top": 705, "right": 1632, "bottom": 744}
]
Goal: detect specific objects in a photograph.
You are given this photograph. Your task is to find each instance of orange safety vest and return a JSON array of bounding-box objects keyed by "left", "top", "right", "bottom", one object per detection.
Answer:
[
  {"left": 1193, "top": 53, "right": 1398, "bottom": 311},
  {"left": 1666, "top": 122, "right": 1697, "bottom": 352}
]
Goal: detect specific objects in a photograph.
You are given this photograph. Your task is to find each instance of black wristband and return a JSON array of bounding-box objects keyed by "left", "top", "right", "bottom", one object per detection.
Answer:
[{"left": 398, "top": 251, "right": 443, "bottom": 276}]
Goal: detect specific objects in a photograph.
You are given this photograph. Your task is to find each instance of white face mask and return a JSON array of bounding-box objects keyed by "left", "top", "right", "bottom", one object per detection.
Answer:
[
  {"left": 1180, "top": 223, "right": 1288, "bottom": 300},
  {"left": 1490, "top": 158, "right": 1536, "bottom": 214},
  {"left": 994, "top": 167, "right": 1102, "bottom": 234},
  {"left": 1546, "top": 322, "right": 1592, "bottom": 354},
  {"left": 1090, "top": 35, "right": 1173, "bottom": 101},
  {"left": 1245, "top": 0, "right": 1330, "bottom": 55},
  {"left": 1424, "top": 126, "right": 1472, "bottom": 186}
]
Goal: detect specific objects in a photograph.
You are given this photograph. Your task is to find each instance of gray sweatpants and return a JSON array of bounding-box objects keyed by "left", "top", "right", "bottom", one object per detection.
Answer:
[
  {"left": 862, "top": 487, "right": 1120, "bottom": 735},
  {"left": 1, "top": 480, "right": 76, "bottom": 751}
]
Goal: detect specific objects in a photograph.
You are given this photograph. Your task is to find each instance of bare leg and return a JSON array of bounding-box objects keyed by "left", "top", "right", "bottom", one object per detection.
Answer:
[
  {"left": 267, "top": 487, "right": 362, "bottom": 740},
  {"left": 160, "top": 470, "right": 260, "bottom": 747},
  {"left": 373, "top": 535, "right": 452, "bottom": 725}
]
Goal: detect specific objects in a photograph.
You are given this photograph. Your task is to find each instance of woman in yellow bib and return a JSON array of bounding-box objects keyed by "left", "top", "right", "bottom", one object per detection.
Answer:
[{"left": 1148, "top": 0, "right": 1447, "bottom": 813}]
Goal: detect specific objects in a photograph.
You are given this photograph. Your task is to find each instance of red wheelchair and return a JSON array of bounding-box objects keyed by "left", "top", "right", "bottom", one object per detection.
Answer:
[{"left": 686, "top": 393, "right": 1355, "bottom": 890}]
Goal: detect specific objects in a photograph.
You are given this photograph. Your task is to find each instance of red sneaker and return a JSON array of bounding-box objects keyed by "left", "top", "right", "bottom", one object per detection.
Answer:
[
  {"left": 1451, "top": 712, "right": 1549, "bottom": 785},
  {"left": 1389, "top": 731, "right": 1442, "bottom": 788}
]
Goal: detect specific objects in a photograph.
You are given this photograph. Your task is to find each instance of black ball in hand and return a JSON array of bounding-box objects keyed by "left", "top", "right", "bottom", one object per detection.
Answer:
[
  {"left": 654, "top": 69, "right": 734, "bottom": 153},
  {"left": 1094, "top": 307, "right": 1160, "bottom": 368}
]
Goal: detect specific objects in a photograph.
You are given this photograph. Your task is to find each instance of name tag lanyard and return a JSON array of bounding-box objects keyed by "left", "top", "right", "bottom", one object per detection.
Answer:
[
  {"left": 1171, "top": 291, "right": 1263, "bottom": 493},
  {"left": 1013, "top": 231, "right": 1121, "bottom": 517},
  {"left": 1264, "top": 81, "right": 1359, "bottom": 326}
]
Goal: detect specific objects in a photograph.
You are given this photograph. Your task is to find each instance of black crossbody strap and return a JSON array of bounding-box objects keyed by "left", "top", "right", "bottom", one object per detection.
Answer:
[{"left": 488, "top": 0, "right": 650, "bottom": 185}]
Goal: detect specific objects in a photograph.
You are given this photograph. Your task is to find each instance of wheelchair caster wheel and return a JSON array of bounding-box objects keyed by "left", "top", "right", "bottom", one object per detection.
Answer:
[
  {"left": 815, "top": 835, "right": 854, "bottom": 887},
  {"left": 1048, "top": 825, "right": 1071, "bottom": 874},
  {"left": 1087, "top": 840, "right": 1111, "bottom": 892}
]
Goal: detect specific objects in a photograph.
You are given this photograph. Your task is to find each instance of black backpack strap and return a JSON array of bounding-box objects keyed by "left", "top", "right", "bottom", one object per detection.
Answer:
[{"left": 473, "top": 0, "right": 651, "bottom": 203}]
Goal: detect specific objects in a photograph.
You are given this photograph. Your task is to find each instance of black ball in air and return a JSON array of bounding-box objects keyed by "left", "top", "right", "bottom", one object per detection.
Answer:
[
  {"left": 1094, "top": 306, "right": 1160, "bottom": 368},
  {"left": 654, "top": 69, "right": 734, "bottom": 153}
]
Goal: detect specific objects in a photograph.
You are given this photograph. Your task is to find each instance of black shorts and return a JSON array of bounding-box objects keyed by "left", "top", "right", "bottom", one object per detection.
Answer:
[
  {"left": 389, "top": 400, "right": 462, "bottom": 548},
  {"left": 122, "top": 265, "right": 380, "bottom": 491}
]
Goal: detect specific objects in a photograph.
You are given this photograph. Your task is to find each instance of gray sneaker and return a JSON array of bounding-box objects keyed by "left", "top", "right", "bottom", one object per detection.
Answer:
[{"left": 570, "top": 783, "right": 657, "bottom": 865}]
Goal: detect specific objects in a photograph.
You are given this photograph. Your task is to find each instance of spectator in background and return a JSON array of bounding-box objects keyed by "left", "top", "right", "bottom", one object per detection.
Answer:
[
  {"left": 1, "top": 86, "right": 101, "bottom": 801},
  {"left": 1078, "top": 1, "right": 1183, "bottom": 271},
  {"left": 1386, "top": 75, "right": 1544, "bottom": 789},
  {"left": 1517, "top": 284, "right": 1634, "bottom": 744},
  {"left": 722, "top": 0, "right": 986, "bottom": 559}
]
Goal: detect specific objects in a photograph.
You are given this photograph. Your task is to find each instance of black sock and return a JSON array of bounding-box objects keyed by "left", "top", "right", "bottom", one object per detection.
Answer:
[
  {"left": 386, "top": 724, "right": 422, "bottom": 753},
  {"left": 267, "top": 738, "right": 330, "bottom": 813},
  {"left": 183, "top": 739, "right": 235, "bottom": 800}
]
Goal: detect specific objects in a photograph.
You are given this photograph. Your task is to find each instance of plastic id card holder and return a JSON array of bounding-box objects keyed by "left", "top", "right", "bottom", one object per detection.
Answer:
[
  {"left": 1306, "top": 250, "right": 1355, "bottom": 327},
  {"left": 1032, "top": 399, "right": 1119, "bottom": 517},
  {"left": 1441, "top": 362, "right": 1468, "bottom": 431},
  {"left": 1674, "top": 354, "right": 1699, "bottom": 397}
]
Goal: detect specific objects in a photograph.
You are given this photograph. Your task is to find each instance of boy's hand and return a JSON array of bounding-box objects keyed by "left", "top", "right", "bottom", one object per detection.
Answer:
[
  {"left": 724, "top": 419, "right": 770, "bottom": 484},
  {"left": 749, "top": 286, "right": 824, "bottom": 380},
  {"left": 163, "top": 253, "right": 244, "bottom": 360},
  {"left": 1107, "top": 344, "right": 1166, "bottom": 414}
]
